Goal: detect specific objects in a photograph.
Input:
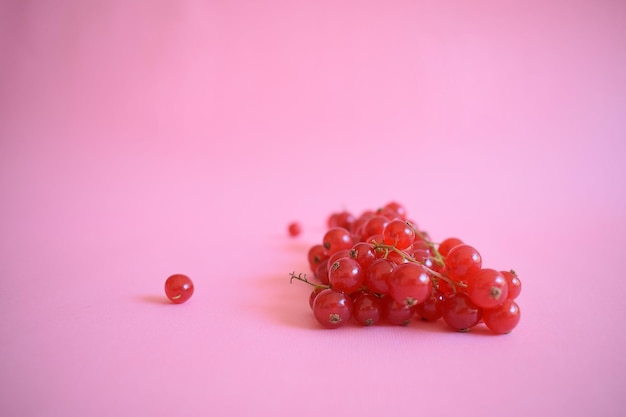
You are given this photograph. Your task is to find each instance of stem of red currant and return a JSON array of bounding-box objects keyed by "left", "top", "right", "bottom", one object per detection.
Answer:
[
  {"left": 406, "top": 221, "right": 445, "bottom": 267},
  {"left": 289, "top": 271, "right": 330, "bottom": 290},
  {"left": 371, "top": 241, "right": 466, "bottom": 292}
]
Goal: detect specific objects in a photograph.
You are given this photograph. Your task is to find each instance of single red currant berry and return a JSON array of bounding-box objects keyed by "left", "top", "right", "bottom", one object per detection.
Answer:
[
  {"left": 288, "top": 222, "right": 302, "bottom": 237},
  {"left": 350, "top": 242, "right": 377, "bottom": 269},
  {"left": 466, "top": 268, "right": 509, "bottom": 309},
  {"left": 445, "top": 244, "right": 482, "bottom": 281},
  {"left": 364, "top": 258, "right": 395, "bottom": 295},
  {"left": 327, "top": 211, "right": 356, "bottom": 231},
  {"left": 322, "top": 227, "right": 353, "bottom": 255},
  {"left": 352, "top": 291, "right": 383, "bottom": 326},
  {"left": 381, "top": 201, "right": 407, "bottom": 220},
  {"left": 381, "top": 296, "right": 415, "bottom": 326},
  {"left": 483, "top": 299, "right": 521, "bottom": 334},
  {"left": 388, "top": 262, "right": 432, "bottom": 307},
  {"left": 382, "top": 219, "right": 415, "bottom": 249},
  {"left": 438, "top": 237, "right": 464, "bottom": 257},
  {"left": 314, "top": 261, "right": 330, "bottom": 285},
  {"left": 328, "top": 257, "right": 364, "bottom": 294},
  {"left": 312, "top": 288, "right": 353, "bottom": 329},
  {"left": 164, "top": 274, "right": 194, "bottom": 304},
  {"left": 360, "top": 215, "right": 389, "bottom": 241},
  {"left": 440, "top": 292, "right": 482, "bottom": 331},
  {"left": 501, "top": 270, "right": 522, "bottom": 300},
  {"left": 415, "top": 289, "right": 444, "bottom": 321},
  {"left": 308, "top": 244, "right": 329, "bottom": 275}
]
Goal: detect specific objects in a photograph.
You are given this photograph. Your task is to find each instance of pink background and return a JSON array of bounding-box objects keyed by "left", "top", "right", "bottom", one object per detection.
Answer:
[{"left": 1, "top": 1, "right": 625, "bottom": 416}]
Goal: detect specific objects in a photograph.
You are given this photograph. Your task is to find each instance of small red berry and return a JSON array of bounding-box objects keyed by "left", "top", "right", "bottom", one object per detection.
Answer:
[
  {"left": 288, "top": 222, "right": 302, "bottom": 237},
  {"left": 164, "top": 274, "right": 194, "bottom": 304}
]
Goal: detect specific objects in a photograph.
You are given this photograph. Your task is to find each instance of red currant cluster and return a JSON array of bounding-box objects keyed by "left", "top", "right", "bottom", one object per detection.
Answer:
[{"left": 290, "top": 202, "right": 522, "bottom": 334}]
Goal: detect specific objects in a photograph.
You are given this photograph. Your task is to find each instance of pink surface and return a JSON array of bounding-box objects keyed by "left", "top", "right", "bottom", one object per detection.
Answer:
[{"left": 1, "top": 1, "right": 625, "bottom": 416}]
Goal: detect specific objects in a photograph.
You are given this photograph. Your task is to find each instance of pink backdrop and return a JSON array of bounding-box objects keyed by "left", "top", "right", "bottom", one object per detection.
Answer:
[{"left": 1, "top": 1, "right": 625, "bottom": 416}]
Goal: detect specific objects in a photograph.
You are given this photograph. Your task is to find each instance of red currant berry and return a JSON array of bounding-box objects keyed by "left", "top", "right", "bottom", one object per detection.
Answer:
[
  {"left": 438, "top": 237, "right": 464, "bottom": 257},
  {"left": 314, "top": 261, "right": 330, "bottom": 285},
  {"left": 388, "top": 263, "right": 432, "bottom": 307},
  {"left": 445, "top": 244, "right": 482, "bottom": 281},
  {"left": 381, "top": 201, "right": 407, "bottom": 220},
  {"left": 483, "top": 299, "right": 521, "bottom": 334},
  {"left": 440, "top": 292, "right": 482, "bottom": 331},
  {"left": 322, "top": 227, "right": 353, "bottom": 255},
  {"left": 164, "top": 274, "right": 194, "bottom": 304},
  {"left": 288, "top": 222, "right": 302, "bottom": 237},
  {"left": 312, "top": 288, "right": 353, "bottom": 329},
  {"left": 364, "top": 258, "right": 395, "bottom": 295},
  {"left": 308, "top": 244, "right": 329, "bottom": 273},
  {"left": 327, "top": 211, "right": 356, "bottom": 231},
  {"left": 381, "top": 296, "right": 415, "bottom": 326},
  {"left": 350, "top": 242, "right": 377, "bottom": 269},
  {"left": 501, "top": 270, "right": 522, "bottom": 300},
  {"left": 415, "top": 289, "right": 444, "bottom": 321},
  {"left": 352, "top": 291, "right": 383, "bottom": 326},
  {"left": 360, "top": 215, "right": 389, "bottom": 241},
  {"left": 382, "top": 219, "right": 415, "bottom": 249},
  {"left": 328, "top": 257, "right": 364, "bottom": 294},
  {"left": 466, "top": 268, "right": 508, "bottom": 309}
]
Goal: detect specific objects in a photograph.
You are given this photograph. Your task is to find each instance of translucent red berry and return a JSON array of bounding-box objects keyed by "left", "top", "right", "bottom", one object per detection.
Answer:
[
  {"left": 483, "top": 299, "right": 521, "bottom": 334},
  {"left": 288, "top": 222, "right": 302, "bottom": 237},
  {"left": 438, "top": 237, "right": 464, "bottom": 257},
  {"left": 501, "top": 270, "right": 522, "bottom": 300},
  {"left": 382, "top": 219, "right": 415, "bottom": 249},
  {"left": 328, "top": 257, "right": 364, "bottom": 294},
  {"left": 322, "top": 227, "right": 353, "bottom": 255},
  {"left": 388, "top": 262, "right": 432, "bottom": 307},
  {"left": 445, "top": 244, "right": 482, "bottom": 281},
  {"left": 164, "top": 274, "right": 194, "bottom": 304},
  {"left": 466, "top": 268, "right": 508, "bottom": 309},
  {"left": 352, "top": 291, "right": 383, "bottom": 326},
  {"left": 441, "top": 292, "right": 482, "bottom": 331},
  {"left": 312, "top": 288, "right": 353, "bottom": 329}
]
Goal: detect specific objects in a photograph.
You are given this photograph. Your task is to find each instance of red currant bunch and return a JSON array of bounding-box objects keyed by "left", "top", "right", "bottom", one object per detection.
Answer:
[{"left": 289, "top": 202, "right": 522, "bottom": 334}]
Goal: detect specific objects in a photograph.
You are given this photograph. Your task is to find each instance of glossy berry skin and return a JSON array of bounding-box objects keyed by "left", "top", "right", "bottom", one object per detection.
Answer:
[
  {"left": 438, "top": 237, "right": 464, "bottom": 257},
  {"left": 381, "top": 296, "right": 415, "bottom": 326},
  {"left": 364, "top": 258, "right": 395, "bottom": 295},
  {"left": 314, "top": 261, "right": 330, "bottom": 285},
  {"left": 322, "top": 227, "right": 353, "bottom": 255},
  {"left": 466, "top": 268, "right": 508, "bottom": 309},
  {"left": 381, "top": 201, "right": 407, "bottom": 220},
  {"left": 388, "top": 263, "right": 432, "bottom": 307},
  {"left": 415, "top": 289, "right": 443, "bottom": 321},
  {"left": 288, "top": 222, "right": 302, "bottom": 237},
  {"left": 307, "top": 244, "right": 328, "bottom": 273},
  {"left": 382, "top": 219, "right": 415, "bottom": 249},
  {"left": 164, "top": 274, "right": 194, "bottom": 304},
  {"left": 445, "top": 244, "right": 482, "bottom": 282},
  {"left": 350, "top": 242, "right": 377, "bottom": 270},
  {"left": 327, "top": 211, "right": 356, "bottom": 231},
  {"left": 483, "top": 299, "right": 521, "bottom": 334},
  {"left": 441, "top": 292, "right": 482, "bottom": 331},
  {"left": 312, "top": 289, "right": 353, "bottom": 329},
  {"left": 501, "top": 270, "right": 522, "bottom": 300},
  {"left": 352, "top": 292, "right": 383, "bottom": 326},
  {"left": 328, "top": 257, "right": 364, "bottom": 294},
  {"left": 360, "top": 215, "right": 389, "bottom": 241}
]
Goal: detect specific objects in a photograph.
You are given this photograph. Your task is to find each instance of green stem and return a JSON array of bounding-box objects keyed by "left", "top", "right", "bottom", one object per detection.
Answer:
[
  {"left": 289, "top": 271, "right": 330, "bottom": 290},
  {"left": 371, "top": 241, "right": 466, "bottom": 292}
]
